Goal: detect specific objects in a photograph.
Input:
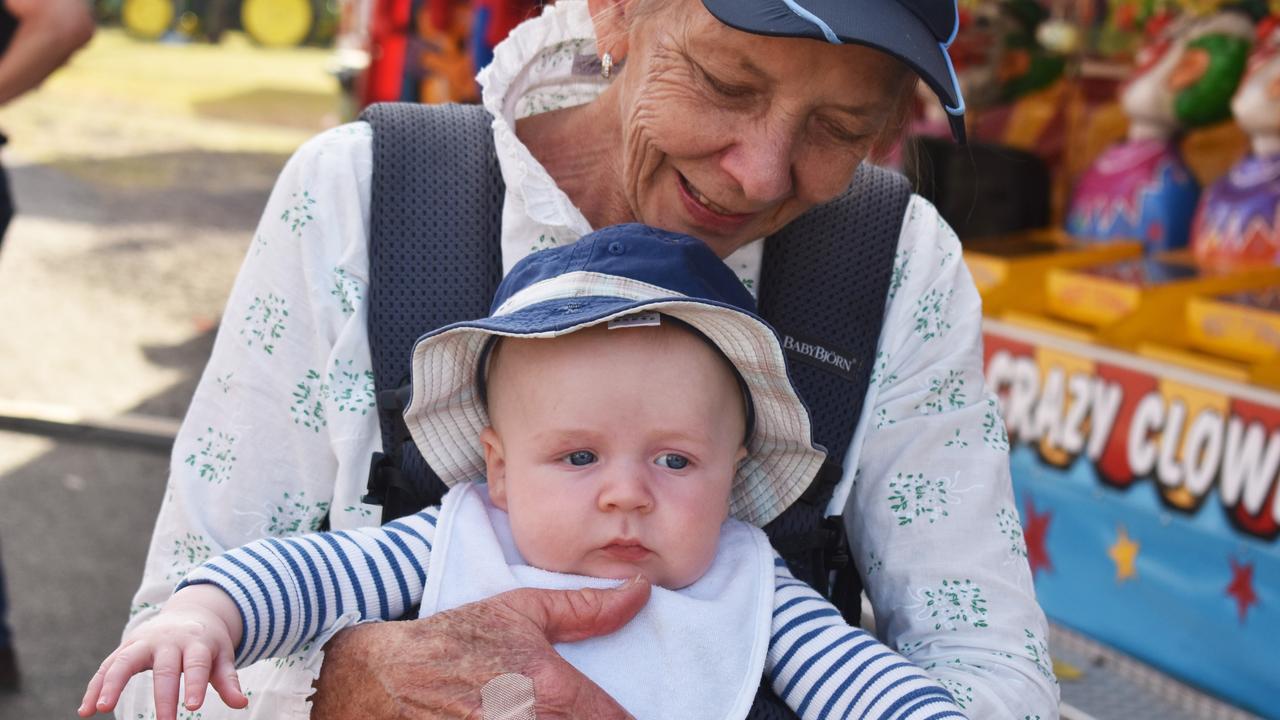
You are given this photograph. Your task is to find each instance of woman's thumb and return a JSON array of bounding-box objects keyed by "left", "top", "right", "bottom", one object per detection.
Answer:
[{"left": 504, "top": 575, "right": 652, "bottom": 644}]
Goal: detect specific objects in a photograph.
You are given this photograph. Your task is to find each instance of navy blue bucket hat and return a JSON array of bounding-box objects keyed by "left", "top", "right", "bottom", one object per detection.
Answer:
[
  {"left": 403, "top": 224, "right": 827, "bottom": 527},
  {"left": 700, "top": 0, "right": 967, "bottom": 143}
]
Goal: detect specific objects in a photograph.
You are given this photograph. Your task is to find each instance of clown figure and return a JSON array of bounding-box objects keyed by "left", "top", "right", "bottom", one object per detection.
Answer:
[
  {"left": 1068, "top": 10, "right": 1255, "bottom": 253},
  {"left": 1192, "top": 16, "right": 1280, "bottom": 266}
]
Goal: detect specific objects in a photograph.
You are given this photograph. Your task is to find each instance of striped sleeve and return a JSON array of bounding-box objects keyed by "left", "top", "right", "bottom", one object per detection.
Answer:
[
  {"left": 177, "top": 506, "right": 440, "bottom": 667},
  {"left": 768, "top": 556, "right": 968, "bottom": 720}
]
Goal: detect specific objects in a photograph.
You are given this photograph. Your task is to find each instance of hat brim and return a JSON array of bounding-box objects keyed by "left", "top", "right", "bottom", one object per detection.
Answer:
[
  {"left": 404, "top": 296, "right": 826, "bottom": 528},
  {"left": 700, "top": 0, "right": 967, "bottom": 143}
]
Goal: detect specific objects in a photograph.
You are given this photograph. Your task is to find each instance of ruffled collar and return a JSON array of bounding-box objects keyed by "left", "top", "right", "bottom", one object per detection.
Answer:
[{"left": 479, "top": 1, "right": 600, "bottom": 250}]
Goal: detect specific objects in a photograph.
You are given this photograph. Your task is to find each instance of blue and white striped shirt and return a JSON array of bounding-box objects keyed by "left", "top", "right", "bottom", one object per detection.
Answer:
[{"left": 181, "top": 506, "right": 966, "bottom": 720}]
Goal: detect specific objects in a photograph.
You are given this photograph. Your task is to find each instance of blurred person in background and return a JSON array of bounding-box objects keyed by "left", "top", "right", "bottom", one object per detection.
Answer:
[
  {"left": 117, "top": 0, "right": 1059, "bottom": 718},
  {"left": 0, "top": 0, "right": 95, "bottom": 247},
  {"left": 0, "top": 0, "right": 95, "bottom": 693}
]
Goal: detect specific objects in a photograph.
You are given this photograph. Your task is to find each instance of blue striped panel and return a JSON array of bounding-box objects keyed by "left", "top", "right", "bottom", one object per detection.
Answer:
[
  {"left": 240, "top": 546, "right": 293, "bottom": 660},
  {"left": 223, "top": 553, "right": 277, "bottom": 665},
  {"left": 302, "top": 535, "right": 344, "bottom": 620},
  {"left": 774, "top": 580, "right": 812, "bottom": 593},
  {"left": 833, "top": 660, "right": 918, "bottom": 719},
  {"left": 770, "top": 606, "right": 842, "bottom": 646},
  {"left": 370, "top": 535, "right": 412, "bottom": 615},
  {"left": 772, "top": 594, "right": 813, "bottom": 618},
  {"left": 265, "top": 538, "right": 317, "bottom": 655},
  {"left": 896, "top": 689, "right": 961, "bottom": 718},
  {"left": 203, "top": 565, "right": 261, "bottom": 665},
  {"left": 799, "top": 641, "right": 890, "bottom": 718},
  {"left": 319, "top": 532, "right": 368, "bottom": 618},
  {"left": 382, "top": 525, "right": 428, "bottom": 589},
  {"left": 773, "top": 630, "right": 875, "bottom": 696},
  {"left": 279, "top": 537, "right": 327, "bottom": 648},
  {"left": 339, "top": 531, "right": 390, "bottom": 620},
  {"left": 780, "top": 633, "right": 872, "bottom": 700}
]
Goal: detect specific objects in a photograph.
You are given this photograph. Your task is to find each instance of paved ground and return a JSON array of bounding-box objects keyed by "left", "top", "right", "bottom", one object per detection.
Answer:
[{"left": 0, "top": 29, "right": 338, "bottom": 720}]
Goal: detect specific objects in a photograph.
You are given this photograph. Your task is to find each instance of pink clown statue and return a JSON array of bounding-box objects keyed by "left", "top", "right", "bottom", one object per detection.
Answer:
[
  {"left": 1192, "top": 15, "right": 1280, "bottom": 267},
  {"left": 1067, "top": 10, "right": 1254, "bottom": 254}
]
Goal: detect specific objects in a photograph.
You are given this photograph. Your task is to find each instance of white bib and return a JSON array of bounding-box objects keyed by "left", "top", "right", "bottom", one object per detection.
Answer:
[{"left": 419, "top": 482, "right": 775, "bottom": 720}]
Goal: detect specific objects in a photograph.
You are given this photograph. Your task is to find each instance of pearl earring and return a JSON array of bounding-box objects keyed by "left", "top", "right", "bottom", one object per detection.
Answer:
[{"left": 601, "top": 52, "right": 614, "bottom": 79}]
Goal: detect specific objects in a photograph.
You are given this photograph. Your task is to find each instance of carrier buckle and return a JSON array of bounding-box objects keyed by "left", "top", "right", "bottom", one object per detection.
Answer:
[{"left": 363, "top": 451, "right": 400, "bottom": 507}]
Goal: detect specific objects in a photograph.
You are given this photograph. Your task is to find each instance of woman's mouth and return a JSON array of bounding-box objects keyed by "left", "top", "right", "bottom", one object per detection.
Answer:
[
  {"left": 678, "top": 173, "right": 737, "bottom": 216},
  {"left": 675, "top": 172, "right": 756, "bottom": 235}
]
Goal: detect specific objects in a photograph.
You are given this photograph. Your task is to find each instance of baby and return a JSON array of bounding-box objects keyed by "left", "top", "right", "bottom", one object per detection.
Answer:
[{"left": 81, "top": 225, "right": 966, "bottom": 720}]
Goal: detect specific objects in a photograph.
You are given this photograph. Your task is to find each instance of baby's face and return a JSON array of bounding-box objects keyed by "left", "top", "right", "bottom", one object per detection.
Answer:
[{"left": 481, "top": 323, "right": 747, "bottom": 589}]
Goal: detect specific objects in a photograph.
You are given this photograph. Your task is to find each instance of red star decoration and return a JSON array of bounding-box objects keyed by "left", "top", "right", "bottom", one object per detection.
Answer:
[
  {"left": 1226, "top": 558, "right": 1258, "bottom": 623},
  {"left": 1023, "top": 496, "right": 1053, "bottom": 578}
]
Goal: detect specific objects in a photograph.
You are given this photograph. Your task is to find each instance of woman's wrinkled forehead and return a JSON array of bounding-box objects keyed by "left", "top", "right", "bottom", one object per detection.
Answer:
[{"left": 635, "top": 0, "right": 910, "bottom": 107}]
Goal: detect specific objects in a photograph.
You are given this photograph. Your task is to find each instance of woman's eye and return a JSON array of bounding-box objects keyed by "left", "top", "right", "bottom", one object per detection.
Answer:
[
  {"left": 819, "top": 119, "right": 867, "bottom": 145},
  {"left": 699, "top": 67, "right": 752, "bottom": 98},
  {"left": 655, "top": 453, "right": 690, "bottom": 470},
  {"left": 565, "top": 450, "right": 597, "bottom": 467}
]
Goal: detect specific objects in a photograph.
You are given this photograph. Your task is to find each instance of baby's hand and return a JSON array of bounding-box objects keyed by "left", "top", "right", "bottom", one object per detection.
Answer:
[{"left": 78, "top": 584, "right": 248, "bottom": 720}]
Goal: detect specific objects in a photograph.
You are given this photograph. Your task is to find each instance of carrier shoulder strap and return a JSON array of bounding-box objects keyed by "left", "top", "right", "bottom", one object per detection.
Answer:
[
  {"left": 360, "top": 102, "right": 504, "bottom": 521},
  {"left": 758, "top": 163, "right": 911, "bottom": 603},
  {"left": 746, "top": 164, "right": 911, "bottom": 720}
]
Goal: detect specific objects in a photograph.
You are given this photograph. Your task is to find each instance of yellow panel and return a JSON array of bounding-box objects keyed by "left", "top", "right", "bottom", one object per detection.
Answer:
[
  {"left": 965, "top": 253, "right": 1007, "bottom": 294},
  {"left": 1186, "top": 296, "right": 1280, "bottom": 364},
  {"left": 1137, "top": 343, "right": 1251, "bottom": 383},
  {"left": 1046, "top": 269, "right": 1142, "bottom": 327}
]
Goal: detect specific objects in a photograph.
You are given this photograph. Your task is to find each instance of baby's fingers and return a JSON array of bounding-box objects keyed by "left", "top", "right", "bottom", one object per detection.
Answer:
[
  {"left": 79, "top": 647, "right": 122, "bottom": 716},
  {"left": 149, "top": 644, "right": 183, "bottom": 720},
  {"left": 90, "top": 644, "right": 157, "bottom": 716},
  {"left": 180, "top": 643, "right": 214, "bottom": 711},
  {"left": 208, "top": 653, "right": 248, "bottom": 710}
]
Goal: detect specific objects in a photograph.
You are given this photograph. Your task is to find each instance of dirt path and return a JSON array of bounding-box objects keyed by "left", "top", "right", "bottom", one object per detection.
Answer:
[{"left": 0, "top": 29, "right": 340, "bottom": 719}]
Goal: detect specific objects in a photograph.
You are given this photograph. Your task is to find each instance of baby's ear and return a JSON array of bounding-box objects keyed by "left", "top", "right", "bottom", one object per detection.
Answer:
[{"left": 480, "top": 427, "right": 508, "bottom": 510}]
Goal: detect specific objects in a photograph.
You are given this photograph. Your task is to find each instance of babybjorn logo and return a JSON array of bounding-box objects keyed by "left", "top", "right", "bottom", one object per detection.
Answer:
[{"left": 779, "top": 332, "right": 859, "bottom": 382}]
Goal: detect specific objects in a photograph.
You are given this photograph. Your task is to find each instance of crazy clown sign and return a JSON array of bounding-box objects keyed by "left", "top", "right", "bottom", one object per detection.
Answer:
[{"left": 981, "top": 319, "right": 1276, "bottom": 715}]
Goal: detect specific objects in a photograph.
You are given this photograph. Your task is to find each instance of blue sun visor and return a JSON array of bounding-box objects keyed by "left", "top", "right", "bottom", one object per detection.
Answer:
[{"left": 701, "top": 0, "right": 967, "bottom": 143}]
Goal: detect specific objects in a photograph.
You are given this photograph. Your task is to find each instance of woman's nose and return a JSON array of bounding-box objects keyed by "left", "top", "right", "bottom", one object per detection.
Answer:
[
  {"left": 719, "top": 122, "right": 795, "bottom": 205},
  {"left": 597, "top": 465, "right": 655, "bottom": 514}
]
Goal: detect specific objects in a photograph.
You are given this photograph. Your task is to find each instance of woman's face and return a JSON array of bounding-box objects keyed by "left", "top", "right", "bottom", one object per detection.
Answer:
[{"left": 596, "top": 0, "right": 909, "bottom": 257}]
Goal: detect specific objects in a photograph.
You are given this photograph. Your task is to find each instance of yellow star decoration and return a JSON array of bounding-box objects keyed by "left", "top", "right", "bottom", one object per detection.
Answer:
[{"left": 1108, "top": 526, "right": 1140, "bottom": 582}]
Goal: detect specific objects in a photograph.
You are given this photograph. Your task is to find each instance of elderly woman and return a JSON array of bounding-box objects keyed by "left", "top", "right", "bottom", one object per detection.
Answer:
[{"left": 118, "top": 0, "right": 1058, "bottom": 718}]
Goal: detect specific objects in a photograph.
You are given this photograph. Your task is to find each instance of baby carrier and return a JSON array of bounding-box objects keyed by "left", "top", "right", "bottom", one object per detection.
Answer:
[{"left": 357, "top": 102, "right": 911, "bottom": 719}]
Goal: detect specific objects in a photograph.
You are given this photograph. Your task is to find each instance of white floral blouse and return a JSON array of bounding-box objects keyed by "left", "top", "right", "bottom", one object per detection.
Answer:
[{"left": 116, "top": 2, "right": 1059, "bottom": 718}]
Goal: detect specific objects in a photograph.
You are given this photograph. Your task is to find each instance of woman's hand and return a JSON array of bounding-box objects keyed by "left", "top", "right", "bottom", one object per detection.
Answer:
[
  {"left": 79, "top": 584, "right": 247, "bottom": 720},
  {"left": 311, "top": 576, "right": 652, "bottom": 719}
]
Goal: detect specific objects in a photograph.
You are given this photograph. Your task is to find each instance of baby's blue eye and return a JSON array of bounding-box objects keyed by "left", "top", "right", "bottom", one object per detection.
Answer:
[
  {"left": 566, "top": 450, "right": 597, "bottom": 466},
  {"left": 656, "top": 453, "right": 690, "bottom": 470}
]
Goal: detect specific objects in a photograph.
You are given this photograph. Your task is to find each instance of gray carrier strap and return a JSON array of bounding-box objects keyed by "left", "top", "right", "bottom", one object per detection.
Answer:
[
  {"left": 748, "top": 165, "right": 910, "bottom": 720},
  {"left": 360, "top": 102, "right": 504, "bottom": 517},
  {"left": 757, "top": 165, "right": 911, "bottom": 589}
]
